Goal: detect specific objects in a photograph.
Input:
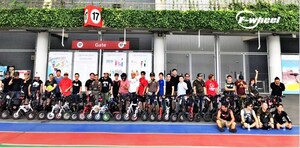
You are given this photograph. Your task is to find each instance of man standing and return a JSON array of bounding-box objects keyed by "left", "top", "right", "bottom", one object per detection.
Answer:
[
  {"left": 270, "top": 77, "right": 285, "bottom": 97},
  {"left": 235, "top": 75, "right": 247, "bottom": 109},
  {"left": 85, "top": 73, "right": 95, "bottom": 95},
  {"left": 193, "top": 73, "right": 206, "bottom": 113},
  {"left": 184, "top": 73, "right": 193, "bottom": 95},
  {"left": 9, "top": 72, "right": 23, "bottom": 99},
  {"left": 137, "top": 71, "right": 148, "bottom": 110},
  {"left": 59, "top": 73, "right": 73, "bottom": 100},
  {"left": 54, "top": 70, "right": 63, "bottom": 98},
  {"left": 90, "top": 74, "right": 102, "bottom": 105},
  {"left": 129, "top": 72, "right": 139, "bottom": 99},
  {"left": 2, "top": 72, "right": 12, "bottom": 93},
  {"left": 28, "top": 74, "right": 43, "bottom": 99},
  {"left": 100, "top": 72, "right": 113, "bottom": 105},
  {"left": 23, "top": 71, "right": 32, "bottom": 100},
  {"left": 72, "top": 73, "right": 82, "bottom": 103},
  {"left": 170, "top": 69, "right": 179, "bottom": 95}
]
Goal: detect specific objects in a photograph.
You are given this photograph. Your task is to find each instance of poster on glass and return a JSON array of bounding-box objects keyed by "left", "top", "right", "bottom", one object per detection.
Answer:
[
  {"left": 102, "top": 52, "right": 127, "bottom": 77},
  {"left": 73, "top": 52, "right": 98, "bottom": 91},
  {"left": 281, "top": 55, "right": 300, "bottom": 94},
  {"left": 47, "top": 52, "right": 73, "bottom": 78},
  {"left": 128, "top": 52, "right": 152, "bottom": 79}
]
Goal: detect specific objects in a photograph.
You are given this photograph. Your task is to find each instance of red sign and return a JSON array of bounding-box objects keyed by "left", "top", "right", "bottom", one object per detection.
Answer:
[
  {"left": 84, "top": 5, "right": 103, "bottom": 28},
  {"left": 72, "top": 40, "right": 130, "bottom": 50}
]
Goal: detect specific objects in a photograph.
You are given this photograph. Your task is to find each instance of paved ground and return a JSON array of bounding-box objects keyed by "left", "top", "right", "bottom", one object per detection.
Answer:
[{"left": 281, "top": 94, "right": 299, "bottom": 125}]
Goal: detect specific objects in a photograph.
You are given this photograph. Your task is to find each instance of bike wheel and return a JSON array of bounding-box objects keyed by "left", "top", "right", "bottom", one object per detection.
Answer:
[
  {"left": 55, "top": 113, "right": 63, "bottom": 120},
  {"left": 1, "top": 110, "right": 10, "bottom": 119},
  {"left": 114, "top": 113, "right": 122, "bottom": 121},
  {"left": 163, "top": 113, "right": 169, "bottom": 121},
  {"left": 102, "top": 112, "right": 111, "bottom": 122},
  {"left": 12, "top": 111, "right": 21, "bottom": 120},
  {"left": 149, "top": 113, "right": 156, "bottom": 121},
  {"left": 141, "top": 112, "right": 148, "bottom": 121},
  {"left": 26, "top": 111, "right": 36, "bottom": 120},
  {"left": 194, "top": 113, "right": 201, "bottom": 122},
  {"left": 122, "top": 113, "right": 130, "bottom": 121},
  {"left": 156, "top": 114, "right": 162, "bottom": 121},
  {"left": 71, "top": 112, "right": 78, "bottom": 121},
  {"left": 187, "top": 113, "right": 194, "bottom": 122},
  {"left": 178, "top": 112, "right": 185, "bottom": 122},
  {"left": 63, "top": 112, "right": 71, "bottom": 120},
  {"left": 93, "top": 114, "right": 101, "bottom": 121},
  {"left": 47, "top": 112, "right": 55, "bottom": 120},
  {"left": 37, "top": 111, "right": 46, "bottom": 120},
  {"left": 78, "top": 112, "right": 86, "bottom": 121},
  {"left": 130, "top": 114, "right": 138, "bottom": 121},
  {"left": 170, "top": 113, "right": 177, "bottom": 122},
  {"left": 203, "top": 113, "right": 211, "bottom": 122}
]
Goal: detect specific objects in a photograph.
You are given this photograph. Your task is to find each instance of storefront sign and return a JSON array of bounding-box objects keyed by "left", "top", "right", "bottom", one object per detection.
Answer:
[
  {"left": 236, "top": 10, "right": 281, "bottom": 29},
  {"left": 84, "top": 5, "right": 103, "bottom": 28},
  {"left": 72, "top": 40, "right": 130, "bottom": 50}
]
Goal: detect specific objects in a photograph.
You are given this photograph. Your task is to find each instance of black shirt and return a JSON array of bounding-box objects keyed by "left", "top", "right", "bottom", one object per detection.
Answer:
[
  {"left": 99, "top": 77, "right": 112, "bottom": 93},
  {"left": 171, "top": 75, "right": 179, "bottom": 91},
  {"left": 223, "top": 82, "right": 235, "bottom": 95},
  {"left": 184, "top": 80, "right": 192, "bottom": 95},
  {"left": 165, "top": 81, "right": 174, "bottom": 96},
  {"left": 112, "top": 80, "right": 120, "bottom": 98},
  {"left": 2, "top": 77, "right": 12, "bottom": 93},
  {"left": 272, "top": 110, "right": 291, "bottom": 124},
  {"left": 257, "top": 108, "right": 272, "bottom": 123},
  {"left": 30, "top": 79, "right": 43, "bottom": 92},
  {"left": 193, "top": 79, "right": 205, "bottom": 96},
  {"left": 45, "top": 79, "right": 57, "bottom": 93},
  {"left": 11, "top": 78, "right": 23, "bottom": 91},
  {"left": 270, "top": 82, "right": 285, "bottom": 96},
  {"left": 72, "top": 80, "right": 82, "bottom": 94},
  {"left": 23, "top": 78, "right": 32, "bottom": 95},
  {"left": 85, "top": 79, "right": 94, "bottom": 91},
  {"left": 219, "top": 109, "right": 232, "bottom": 121}
]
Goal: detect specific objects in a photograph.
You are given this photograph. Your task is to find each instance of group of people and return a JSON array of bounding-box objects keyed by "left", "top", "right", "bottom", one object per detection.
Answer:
[{"left": 0, "top": 68, "right": 292, "bottom": 132}]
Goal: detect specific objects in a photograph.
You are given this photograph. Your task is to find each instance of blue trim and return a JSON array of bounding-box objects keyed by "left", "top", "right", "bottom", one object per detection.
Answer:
[{"left": 0, "top": 122, "right": 298, "bottom": 135}]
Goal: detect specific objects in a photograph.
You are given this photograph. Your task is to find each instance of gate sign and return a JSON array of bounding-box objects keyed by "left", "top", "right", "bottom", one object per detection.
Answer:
[
  {"left": 72, "top": 40, "right": 130, "bottom": 50},
  {"left": 84, "top": 5, "right": 102, "bottom": 28}
]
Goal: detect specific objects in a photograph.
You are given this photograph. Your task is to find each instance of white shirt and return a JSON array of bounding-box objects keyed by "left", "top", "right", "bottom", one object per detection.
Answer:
[
  {"left": 177, "top": 82, "right": 187, "bottom": 96},
  {"left": 129, "top": 77, "right": 139, "bottom": 93}
]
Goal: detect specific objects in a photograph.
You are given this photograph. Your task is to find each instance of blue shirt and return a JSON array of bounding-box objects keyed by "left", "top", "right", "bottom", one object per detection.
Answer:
[
  {"left": 54, "top": 76, "right": 63, "bottom": 93},
  {"left": 158, "top": 79, "right": 165, "bottom": 96}
]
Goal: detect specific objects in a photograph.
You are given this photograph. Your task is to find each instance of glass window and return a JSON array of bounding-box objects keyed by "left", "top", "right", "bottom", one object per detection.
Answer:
[
  {"left": 220, "top": 55, "right": 243, "bottom": 89},
  {"left": 220, "top": 36, "right": 267, "bottom": 52},
  {"left": 166, "top": 35, "right": 214, "bottom": 51},
  {"left": 245, "top": 55, "right": 269, "bottom": 93},
  {"left": 191, "top": 54, "right": 215, "bottom": 81},
  {"left": 166, "top": 53, "right": 189, "bottom": 75}
]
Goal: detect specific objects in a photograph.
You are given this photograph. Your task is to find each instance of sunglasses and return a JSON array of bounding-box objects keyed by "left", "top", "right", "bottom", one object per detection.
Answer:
[{"left": 249, "top": 106, "right": 253, "bottom": 108}]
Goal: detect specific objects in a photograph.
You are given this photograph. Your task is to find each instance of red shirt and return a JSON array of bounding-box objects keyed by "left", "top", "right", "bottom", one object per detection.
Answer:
[
  {"left": 205, "top": 80, "right": 218, "bottom": 96},
  {"left": 235, "top": 80, "right": 247, "bottom": 95},
  {"left": 59, "top": 78, "right": 73, "bottom": 97},
  {"left": 138, "top": 77, "right": 148, "bottom": 96}
]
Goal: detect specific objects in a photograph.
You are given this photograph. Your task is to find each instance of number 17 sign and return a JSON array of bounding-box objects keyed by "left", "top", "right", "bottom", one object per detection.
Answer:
[{"left": 84, "top": 5, "right": 102, "bottom": 28}]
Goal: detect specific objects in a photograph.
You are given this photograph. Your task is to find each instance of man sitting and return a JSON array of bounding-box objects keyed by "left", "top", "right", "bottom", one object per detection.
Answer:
[{"left": 216, "top": 102, "right": 237, "bottom": 133}]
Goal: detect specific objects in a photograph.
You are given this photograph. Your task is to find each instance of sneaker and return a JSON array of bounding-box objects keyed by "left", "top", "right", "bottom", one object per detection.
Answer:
[
  {"left": 218, "top": 127, "right": 225, "bottom": 132},
  {"left": 229, "top": 128, "right": 237, "bottom": 133}
]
